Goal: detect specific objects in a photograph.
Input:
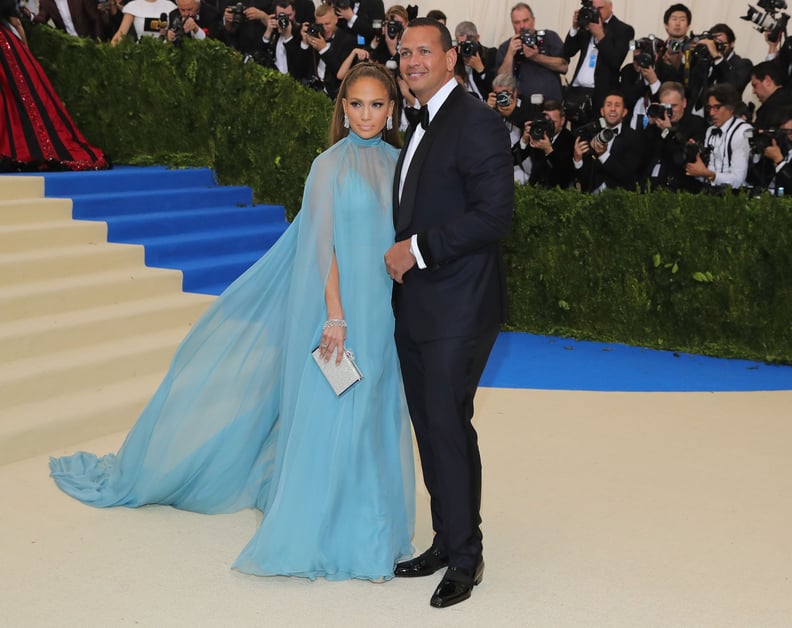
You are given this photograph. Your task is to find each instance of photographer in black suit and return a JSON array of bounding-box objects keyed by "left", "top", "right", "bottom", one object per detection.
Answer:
[
  {"left": 756, "top": 105, "right": 792, "bottom": 193},
  {"left": 261, "top": 0, "right": 305, "bottom": 77},
  {"left": 220, "top": 0, "right": 273, "bottom": 57},
  {"left": 167, "top": 0, "right": 223, "bottom": 43},
  {"left": 564, "top": 0, "right": 634, "bottom": 117},
  {"left": 522, "top": 99, "right": 576, "bottom": 189},
  {"left": 454, "top": 20, "right": 497, "bottom": 101},
  {"left": 573, "top": 89, "right": 644, "bottom": 192},
  {"left": 640, "top": 81, "right": 706, "bottom": 192},
  {"left": 330, "top": 0, "right": 384, "bottom": 46},
  {"left": 298, "top": 2, "right": 356, "bottom": 99}
]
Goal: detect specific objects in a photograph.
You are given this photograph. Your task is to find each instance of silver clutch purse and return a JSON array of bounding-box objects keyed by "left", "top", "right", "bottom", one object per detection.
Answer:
[{"left": 311, "top": 346, "right": 363, "bottom": 396}]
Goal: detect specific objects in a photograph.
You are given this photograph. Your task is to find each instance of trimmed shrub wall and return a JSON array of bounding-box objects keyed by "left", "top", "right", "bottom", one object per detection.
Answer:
[{"left": 25, "top": 25, "right": 792, "bottom": 364}]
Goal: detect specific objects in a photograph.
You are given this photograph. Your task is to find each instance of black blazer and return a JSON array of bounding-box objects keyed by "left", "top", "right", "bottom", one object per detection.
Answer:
[
  {"left": 297, "top": 27, "right": 357, "bottom": 99},
  {"left": 527, "top": 127, "right": 576, "bottom": 189},
  {"left": 33, "top": 0, "right": 101, "bottom": 39},
  {"left": 169, "top": 4, "right": 222, "bottom": 40},
  {"left": 336, "top": 0, "right": 384, "bottom": 46},
  {"left": 466, "top": 45, "right": 498, "bottom": 98},
  {"left": 564, "top": 15, "right": 634, "bottom": 110},
  {"left": 687, "top": 51, "right": 753, "bottom": 112},
  {"left": 392, "top": 85, "right": 514, "bottom": 342},
  {"left": 640, "top": 113, "right": 707, "bottom": 192}
]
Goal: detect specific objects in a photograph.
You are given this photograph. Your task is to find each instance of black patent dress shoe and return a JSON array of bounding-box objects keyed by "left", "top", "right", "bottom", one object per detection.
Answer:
[
  {"left": 394, "top": 547, "right": 449, "bottom": 577},
  {"left": 429, "top": 559, "right": 484, "bottom": 608}
]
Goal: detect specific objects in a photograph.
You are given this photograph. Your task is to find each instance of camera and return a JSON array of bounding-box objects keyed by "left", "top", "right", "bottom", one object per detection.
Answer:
[
  {"left": 575, "top": 117, "right": 614, "bottom": 144},
  {"left": 742, "top": 1, "right": 790, "bottom": 43},
  {"left": 577, "top": 0, "right": 601, "bottom": 29},
  {"left": 228, "top": 2, "right": 245, "bottom": 32},
  {"left": 630, "top": 35, "right": 664, "bottom": 68},
  {"left": 647, "top": 102, "right": 673, "bottom": 120},
  {"left": 386, "top": 19, "right": 403, "bottom": 39},
  {"left": 520, "top": 28, "right": 546, "bottom": 50},
  {"left": 495, "top": 91, "right": 513, "bottom": 107},
  {"left": 458, "top": 37, "right": 481, "bottom": 58},
  {"left": 277, "top": 13, "right": 290, "bottom": 30},
  {"left": 666, "top": 39, "right": 686, "bottom": 53},
  {"left": 170, "top": 13, "right": 185, "bottom": 45},
  {"left": 745, "top": 127, "right": 791, "bottom": 156},
  {"left": 683, "top": 141, "right": 712, "bottom": 163},
  {"left": 306, "top": 22, "right": 325, "bottom": 38},
  {"left": 529, "top": 116, "right": 555, "bottom": 141},
  {"left": 689, "top": 31, "right": 727, "bottom": 60}
]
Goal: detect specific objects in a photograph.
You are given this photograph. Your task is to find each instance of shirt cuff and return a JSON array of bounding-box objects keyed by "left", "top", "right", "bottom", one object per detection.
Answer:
[
  {"left": 319, "top": 43, "right": 331, "bottom": 55},
  {"left": 410, "top": 234, "right": 427, "bottom": 270},
  {"left": 573, "top": 159, "right": 583, "bottom": 169},
  {"left": 347, "top": 14, "right": 358, "bottom": 27},
  {"left": 193, "top": 29, "right": 206, "bottom": 40}
]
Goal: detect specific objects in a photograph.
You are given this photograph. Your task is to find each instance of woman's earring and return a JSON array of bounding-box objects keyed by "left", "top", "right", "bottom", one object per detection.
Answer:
[
  {"left": 343, "top": 114, "right": 350, "bottom": 129},
  {"left": 386, "top": 115, "right": 393, "bottom": 131}
]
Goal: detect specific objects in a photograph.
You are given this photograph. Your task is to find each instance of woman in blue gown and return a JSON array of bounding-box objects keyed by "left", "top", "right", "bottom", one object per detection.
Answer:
[{"left": 49, "top": 62, "right": 415, "bottom": 582}]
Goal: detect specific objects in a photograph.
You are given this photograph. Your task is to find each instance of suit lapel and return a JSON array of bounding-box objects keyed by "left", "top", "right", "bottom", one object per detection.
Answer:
[
  {"left": 393, "top": 123, "right": 416, "bottom": 228},
  {"left": 395, "top": 86, "right": 465, "bottom": 233}
]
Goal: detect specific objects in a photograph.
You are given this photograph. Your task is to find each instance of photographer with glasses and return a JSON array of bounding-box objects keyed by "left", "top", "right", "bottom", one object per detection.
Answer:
[
  {"left": 454, "top": 20, "right": 497, "bottom": 101},
  {"left": 685, "top": 83, "right": 752, "bottom": 190},
  {"left": 487, "top": 72, "right": 534, "bottom": 184}
]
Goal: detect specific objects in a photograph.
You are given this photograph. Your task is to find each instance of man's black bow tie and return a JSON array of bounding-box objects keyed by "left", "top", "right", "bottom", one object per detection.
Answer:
[
  {"left": 406, "top": 105, "right": 430, "bottom": 130},
  {"left": 710, "top": 127, "right": 722, "bottom": 137}
]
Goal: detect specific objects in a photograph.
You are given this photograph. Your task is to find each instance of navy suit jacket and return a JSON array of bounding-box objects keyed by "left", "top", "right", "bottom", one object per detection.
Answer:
[{"left": 392, "top": 85, "right": 514, "bottom": 342}]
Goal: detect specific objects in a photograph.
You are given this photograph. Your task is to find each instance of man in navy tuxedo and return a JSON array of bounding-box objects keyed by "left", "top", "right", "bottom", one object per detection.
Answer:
[{"left": 383, "top": 18, "right": 514, "bottom": 609}]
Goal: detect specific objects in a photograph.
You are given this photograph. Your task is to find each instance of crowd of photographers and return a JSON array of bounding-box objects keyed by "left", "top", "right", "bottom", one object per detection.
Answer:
[{"left": 19, "top": 0, "right": 792, "bottom": 195}]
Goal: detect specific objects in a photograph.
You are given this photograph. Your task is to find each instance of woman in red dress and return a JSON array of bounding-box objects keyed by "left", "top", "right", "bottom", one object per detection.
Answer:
[{"left": 1, "top": 0, "right": 109, "bottom": 171}]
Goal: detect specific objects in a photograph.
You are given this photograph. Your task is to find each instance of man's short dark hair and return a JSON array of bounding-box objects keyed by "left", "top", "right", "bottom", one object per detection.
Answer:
[
  {"left": 542, "top": 99, "right": 564, "bottom": 113},
  {"left": 707, "top": 83, "right": 741, "bottom": 109},
  {"left": 274, "top": 0, "right": 294, "bottom": 9},
  {"left": 663, "top": 3, "right": 691, "bottom": 25},
  {"left": 406, "top": 17, "right": 453, "bottom": 51},
  {"left": 710, "top": 23, "right": 736, "bottom": 43},
  {"left": 426, "top": 9, "right": 447, "bottom": 22},
  {"left": 752, "top": 60, "right": 786, "bottom": 87},
  {"left": 602, "top": 89, "right": 626, "bottom": 106}
]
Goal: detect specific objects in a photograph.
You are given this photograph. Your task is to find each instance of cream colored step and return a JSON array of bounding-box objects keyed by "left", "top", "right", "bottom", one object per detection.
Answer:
[
  {"left": 0, "top": 176, "right": 44, "bottom": 200},
  {"left": 0, "top": 197, "right": 73, "bottom": 225},
  {"left": 0, "top": 242, "right": 146, "bottom": 286},
  {"left": 0, "top": 292, "right": 213, "bottom": 361},
  {"left": 0, "top": 373, "right": 164, "bottom": 465},
  {"left": 0, "top": 219, "right": 107, "bottom": 252},
  {"left": 0, "top": 328, "right": 190, "bottom": 408},
  {"left": 0, "top": 267, "right": 184, "bottom": 323}
]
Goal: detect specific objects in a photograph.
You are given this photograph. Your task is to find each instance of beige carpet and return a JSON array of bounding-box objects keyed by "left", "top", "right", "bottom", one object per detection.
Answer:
[{"left": 2, "top": 387, "right": 791, "bottom": 627}]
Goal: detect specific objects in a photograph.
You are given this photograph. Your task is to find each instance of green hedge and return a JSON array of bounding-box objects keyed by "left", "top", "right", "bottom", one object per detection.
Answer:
[
  {"left": 27, "top": 24, "right": 332, "bottom": 217},
  {"left": 25, "top": 25, "right": 792, "bottom": 364}
]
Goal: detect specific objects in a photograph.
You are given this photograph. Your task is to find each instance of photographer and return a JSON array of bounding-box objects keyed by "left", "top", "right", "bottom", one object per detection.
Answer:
[
  {"left": 454, "top": 20, "right": 497, "bottom": 101},
  {"left": 298, "top": 2, "right": 356, "bottom": 99},
  {"left": 261, "top": 0, "right": 303, "bottom": 76},
  {"left": 519, "top": 100, "right": 576, "bottom": 189},
  {"left": 487, "top": 72, "right": 534, "bottom": 183},
  {"left": 751, "top": 60, "right": 792, "bottom": 128},
  {"left": 563, "top": 0, "right": 634, "bottom": 118},
  {"left": 686, "top": 24, "right": 753, "bottom": 116},
  {"left": 573, "top": 89, "right": 644, "bottom": 192},
  {"left": 167, "top": 0, "right": 222, "bottom": 43},
  {"left": 220, "top": 0, "right": 273, "bottom": 57},
  {"left": 685, "top": 83, "right": 752, "bottom": 190},
  {"left": 619, "top": 36, "right": 663, "bottom": 129},
  {"left": 496, "top": 3, "right": 568, "bottom": 103},
  {"left": 654, "top": 3, "right": 693, "bottom": 85},
  {"left": 368, "top": 4, "right": 406, "bottom": 67},
  {"left": 640, "top": 81, "right": 707, "bottom": 192},
  {"left": 331, "top": 0, "right": 384, "bottom": 47},
  {"left": 755, "top": 105, "right": 792, "bottom": 193}
]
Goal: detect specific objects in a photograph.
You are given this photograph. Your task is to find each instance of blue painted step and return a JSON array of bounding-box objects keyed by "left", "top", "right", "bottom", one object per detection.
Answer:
[{"left": 27, "top": 166, "right": 289, "bottom": 295}]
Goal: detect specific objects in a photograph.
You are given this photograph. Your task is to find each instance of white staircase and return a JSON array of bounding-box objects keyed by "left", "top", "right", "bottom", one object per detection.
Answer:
[{"left": 0, "top": 176, "right": 215, "bottom": 464}]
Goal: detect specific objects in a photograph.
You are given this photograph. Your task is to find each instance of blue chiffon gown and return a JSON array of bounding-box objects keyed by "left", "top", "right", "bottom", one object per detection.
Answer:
[{"left": 49, "top": 131, "right": 416, "bottom": 581}]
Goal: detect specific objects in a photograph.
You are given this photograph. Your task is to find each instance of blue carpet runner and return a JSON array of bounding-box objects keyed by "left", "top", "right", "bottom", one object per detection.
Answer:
[
  {"left": 29, "top": 165, "right": 287, "bottom": 296},
  {"left": 5, "top": 166, "right": 790, "bottom": 392}
]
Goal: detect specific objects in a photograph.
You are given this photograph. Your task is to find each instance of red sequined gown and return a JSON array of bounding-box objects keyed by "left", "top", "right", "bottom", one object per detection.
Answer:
[{"left": 0, "top": 21, "right": 109, "bottom": 171}]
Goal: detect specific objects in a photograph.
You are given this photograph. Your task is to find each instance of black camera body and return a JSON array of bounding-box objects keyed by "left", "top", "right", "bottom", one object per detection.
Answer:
[
  {"left": 386, "top": 19, "right": 403, "bottom": 39},
  {"left": 277, "top": 13, "right": 290, "bottom": 30},
  {"left": 683, "top": 141, "right": 712, "bottom": 164},
  {"left": 306, "top": 22, "right": 325, "bottom": 38},
  {"left": 228, "top": 2, "right": 246, "bottom": 32},
  {"left": 745, "top": 127, "right": 790, "bottom": 156},
  {"left": 495, "top": 90, "right": 513, "bottom": 108},
  {"left": 577, "top": 0, "right": 601, "bottom": 29},
  {"left": 520, "top": 28, "right": 546, "bottom": 50},
  {"left": 459, "top": 38, "right": 481, "bottom": 58},
  {"left": 647, "top": 102, "right": 673, "bottom": 120},
  {"left": 575, "top": 117, "right": 614, "bottom": 144},
  {"left": 170, "top": 13, "right": 185, "bottom": 45},
  {"left": 630, "top": 35, "right": 665, "bottom": 68},
  {"left": 742, "top": 2, "right": 790, "bottom": 43},
  {"left": 689, "top": 31, "right": 727, "bottom": 61},
  {"left": 529, "top": 116, "right": 555, "bottom": 141}
]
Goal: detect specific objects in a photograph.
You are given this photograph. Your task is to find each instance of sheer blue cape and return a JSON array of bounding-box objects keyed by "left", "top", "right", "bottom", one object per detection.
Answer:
[{"left": 49, "top": 132, "right": 415, "bottom": 581}]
